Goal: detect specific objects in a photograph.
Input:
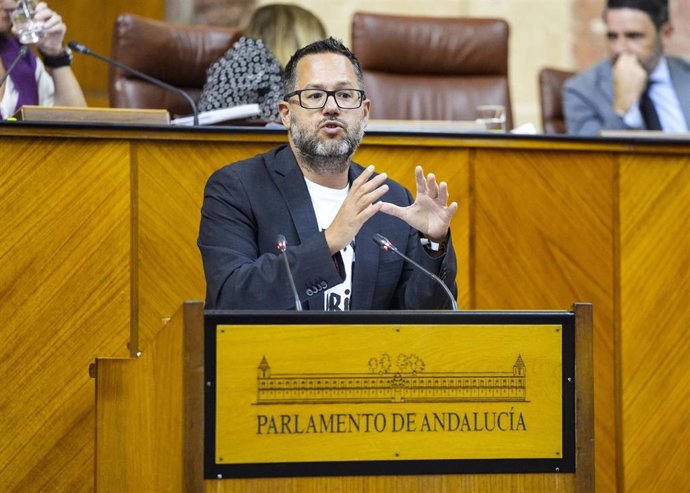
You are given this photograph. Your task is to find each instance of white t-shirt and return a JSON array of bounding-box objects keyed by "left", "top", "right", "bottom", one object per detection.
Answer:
[
  {"left": 0, "top": 57, "right": 54, "bottom": 119},
  {"left": 304, "top": 177, "right": 354, "bottom": 311}
]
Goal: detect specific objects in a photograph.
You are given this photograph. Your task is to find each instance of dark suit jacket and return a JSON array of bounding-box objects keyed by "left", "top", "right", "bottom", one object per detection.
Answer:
[
  {"left": 198, "top": 145, "right": 457, "bottom": 310},
  {"left": 563, "top": 56, "right": 690, "bottom": 136}
]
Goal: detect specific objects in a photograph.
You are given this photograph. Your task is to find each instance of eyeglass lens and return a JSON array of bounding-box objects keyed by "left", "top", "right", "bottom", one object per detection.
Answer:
[{"left": 299, "top": 89, "right": 362, "bottom": 109}]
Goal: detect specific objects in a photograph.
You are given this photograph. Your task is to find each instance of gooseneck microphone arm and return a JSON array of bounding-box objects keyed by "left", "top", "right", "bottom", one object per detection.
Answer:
[
  {"left": 67, "top": 40, "right": 199, "bottom": 126},
  {"left": 276, "top": 234, "right": 303, "bottom": 311},
  {"left": 0, "top": 46, "right": 28, "bottom": 91},
  {"left": 373, "top": 233, "right": 458, "bottom": 311}
]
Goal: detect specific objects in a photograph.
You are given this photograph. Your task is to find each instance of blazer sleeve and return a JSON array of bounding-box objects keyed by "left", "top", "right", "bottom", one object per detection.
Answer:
[
  {"left": 198, "top": 164, "right": 344, "bottom": 310},
  {"left": 563, "top": 77, "right": 628, "bottom": 136}
]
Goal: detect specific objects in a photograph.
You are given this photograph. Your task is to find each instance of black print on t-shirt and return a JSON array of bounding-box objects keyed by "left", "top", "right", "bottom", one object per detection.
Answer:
[{"left": 327, "top": 289, "right": 350, "bottom": 311}]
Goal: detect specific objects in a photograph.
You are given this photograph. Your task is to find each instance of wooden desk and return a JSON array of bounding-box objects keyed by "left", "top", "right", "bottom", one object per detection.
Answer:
[{"left": 1, "top": 123, "right": 688, "bottom": 492}]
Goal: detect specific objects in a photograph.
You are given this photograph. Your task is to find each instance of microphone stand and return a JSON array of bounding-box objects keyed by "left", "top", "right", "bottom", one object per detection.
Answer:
[
  {"left": 67, "top": 40, "right": 199, "bottom": 126},
  {"left": 276, "top": 235, "right": 303, "bottom": 311},
  {"left": 373, "top": 233, "right": 458, "bottom": 311},
  {"left": 0, "top": 46, "right": 28, "bottom": 90}
]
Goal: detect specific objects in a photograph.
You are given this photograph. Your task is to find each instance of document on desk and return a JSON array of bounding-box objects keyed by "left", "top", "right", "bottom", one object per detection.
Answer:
[
  {"left": 16, "top": 105, "right": 170, "bottom": 125},
  {"left": 171, "top": 104, "right": 261, "bottom": 126},
  {"left": 366, "top": 119, "right": 486, "bottom": 134},
  {"left": 599, "top": 130, "right": 690, "bottom": 140}
]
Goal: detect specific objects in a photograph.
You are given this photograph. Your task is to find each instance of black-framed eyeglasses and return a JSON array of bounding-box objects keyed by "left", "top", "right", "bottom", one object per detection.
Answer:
[{"left": 283, "top": 89, "right": 366, "bottom": 109}]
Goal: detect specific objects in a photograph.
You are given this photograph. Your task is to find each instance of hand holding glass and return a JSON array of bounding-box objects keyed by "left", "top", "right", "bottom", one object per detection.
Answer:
[{"left": 11, "top": 0, "right": 44, "bottom": 45}]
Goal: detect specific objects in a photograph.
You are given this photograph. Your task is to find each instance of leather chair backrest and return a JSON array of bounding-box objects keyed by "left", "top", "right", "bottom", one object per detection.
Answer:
[
  {"left": 109, "top": 13, "right": 242, "bottom": 116},
  {"left": 351, "top": 12, "right": 513, "bottom": 129},
  {"left": 539, "top": 67, "right": 575, "bottom": 134}
]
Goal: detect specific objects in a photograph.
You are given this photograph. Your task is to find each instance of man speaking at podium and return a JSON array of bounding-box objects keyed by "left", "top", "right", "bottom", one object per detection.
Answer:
[{"left": 198, "top": 38, "right": 458, "bottom": 311}]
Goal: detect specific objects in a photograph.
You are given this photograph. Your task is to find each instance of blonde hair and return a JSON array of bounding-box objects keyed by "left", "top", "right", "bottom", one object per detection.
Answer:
[{"left": 244, "top": 4, "right": 326, "bottom": 67}]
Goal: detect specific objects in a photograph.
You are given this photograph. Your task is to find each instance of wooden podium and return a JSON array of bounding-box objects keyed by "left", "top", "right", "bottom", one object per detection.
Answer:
[{"left": 94, "top": 303, "right": 593, "bottom": 492}]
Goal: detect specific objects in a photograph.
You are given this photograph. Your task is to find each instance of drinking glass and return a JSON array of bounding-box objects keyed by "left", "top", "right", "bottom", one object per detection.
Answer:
[
  {"left": 475, "top": 105, "right": 506, "bottom": 131},
  {"left": 11, "top": 0, "right": 44, "bottom": 45}
]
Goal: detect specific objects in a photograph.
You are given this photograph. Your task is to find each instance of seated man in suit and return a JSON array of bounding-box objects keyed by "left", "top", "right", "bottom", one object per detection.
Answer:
[
  {"left": 563, "top": 0, "right": 690, "bottom": 136},
  {"left": 198, "top": 37, "right": 458, "bottom": 311}
]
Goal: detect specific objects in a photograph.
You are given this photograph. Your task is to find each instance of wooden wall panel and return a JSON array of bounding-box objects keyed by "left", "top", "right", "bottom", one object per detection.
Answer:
[
  {"left": 2, "top": 126, "right": 688, "bottom": 492},
  {"left": 354, "top": 143, "right": 472, "bottom": 308},
  {"left": 51, "top": 0, "right": 166, "bottom": 105},
  {"left": 0, "top": 138, "right": 132, "bottom": 492},
  {"left": 204, "top": 473, "right": 575, "bottom": 492},
  {"left": 95, "top": 306, "right": 187, "bottom": 492},
  {"left": 136, "top": 140, "right": 283, "bottom": 347},
  {"left": 619, "top": 155, "right": 690, "bottom": 492},
  {"left": 471, "top": 149, "right": 617, "bottom": 493}
]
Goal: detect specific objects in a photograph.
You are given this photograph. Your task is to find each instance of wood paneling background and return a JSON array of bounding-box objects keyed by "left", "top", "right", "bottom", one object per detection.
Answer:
[
  {"left": 135, "top": 140, "right": 278, "bottom": 347},
  {"left": 472, "top": 148, "right": 618, "bottom": 492},
  {"left": 0, "top": 137, "right": 132, "bottom": 492},
  {"left": 1, "top": 126, "right": 688, "bottom": 492},
  {"left": 619, "top": 155, "right": 690, "bottom": 492},
  {"left": 50, "top": 0, "right": 166, "bottom": 106},
  {"left": 96, "top": 303, "right": 590, "bottom": 493}
]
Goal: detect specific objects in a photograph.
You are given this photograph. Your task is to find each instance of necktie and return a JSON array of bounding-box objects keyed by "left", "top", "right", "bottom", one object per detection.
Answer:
[{"left": 639, "top": 82, "right": 662, "bottom": 130}]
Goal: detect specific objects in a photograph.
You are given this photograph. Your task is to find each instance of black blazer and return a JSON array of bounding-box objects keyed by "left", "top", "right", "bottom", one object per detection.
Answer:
[{"left": 198, "top": 145, "right": 457, "bottom": 310}]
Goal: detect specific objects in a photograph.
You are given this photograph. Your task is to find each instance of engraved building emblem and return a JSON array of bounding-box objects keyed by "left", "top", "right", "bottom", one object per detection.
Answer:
[{"left": 256, "top": 354, "right": 526, "bottom": 404}]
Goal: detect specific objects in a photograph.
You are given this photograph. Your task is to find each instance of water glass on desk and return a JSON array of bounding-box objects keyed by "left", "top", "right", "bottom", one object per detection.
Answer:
[
  {"left": 11, "top": 0, "right": 44, "bottom": 45},
  {"left": 475, "top": 105, "right": 506, "bottom": 131}
]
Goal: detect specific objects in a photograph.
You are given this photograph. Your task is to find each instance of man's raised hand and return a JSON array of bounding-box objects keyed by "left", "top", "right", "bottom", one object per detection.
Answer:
[{"left": 379, "top": 165, "right": 458, "bottom": 242}]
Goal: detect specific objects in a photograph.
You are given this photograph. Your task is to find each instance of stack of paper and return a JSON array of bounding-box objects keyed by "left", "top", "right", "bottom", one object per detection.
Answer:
[{"left": 172, "top": 104, "right": 261, "bottom": 126}]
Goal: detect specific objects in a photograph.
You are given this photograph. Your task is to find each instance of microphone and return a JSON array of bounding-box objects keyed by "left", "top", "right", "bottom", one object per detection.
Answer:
[
  {"left": 0, "top": 46, "right": 28, "bottom": 90},
  {"left": 373, "top": 233, "right": 458, "bottom": 311},
  {"left": 67, "top": 40, "right": 199, "bottom": 126},
  {"left": 275, "top": 234, "right": 303, "bottom": 311}
]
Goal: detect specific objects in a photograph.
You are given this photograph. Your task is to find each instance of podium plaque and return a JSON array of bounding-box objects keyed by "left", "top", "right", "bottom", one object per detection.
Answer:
[{"left": 204, "top": 311, "right": 575, "bottom": 478}]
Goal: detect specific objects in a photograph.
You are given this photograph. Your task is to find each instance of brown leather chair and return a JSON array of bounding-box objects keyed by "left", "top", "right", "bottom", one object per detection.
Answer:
[
  {"left": 538, "top": 67, "right": 575, "bottom": 134},
  {"left": 109, "top": 13, "right": 242, "bottom": 116},
  {"left": 351, "top": 12, "right": 513, "bottom": 129}
]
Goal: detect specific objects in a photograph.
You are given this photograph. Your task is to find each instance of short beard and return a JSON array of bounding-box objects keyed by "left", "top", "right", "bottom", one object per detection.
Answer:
[{"left": 290, "top": 116, "right": 365, "bottom": 175}]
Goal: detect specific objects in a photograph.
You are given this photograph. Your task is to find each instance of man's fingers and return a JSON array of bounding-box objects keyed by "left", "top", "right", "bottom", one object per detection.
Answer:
[
  {"left": 360, "top": 201, "right": 384, "bottom": 222},
  {"left": 415, "top": 165, "right": 427, "bottom": 195},
  {"left": 426, "top": 173, "right": 439, "bottom": 198},
  {"left": 353, "top": 164, "right": 375, "bottom": 183},
  {"left": 437, "top": 182, "right": 449, "bottom": 204},
  {"left": 379, "top": 202, "right": 404, "bottom": 219},
  {"left": 352, "top": 166, "right": 387, "bottom": 195},
  {"left": 352, "top": 165, "right": 379, "bottom": 187},
  {"left": 358, "top": 183, "right": 389, "bottom": 209}
]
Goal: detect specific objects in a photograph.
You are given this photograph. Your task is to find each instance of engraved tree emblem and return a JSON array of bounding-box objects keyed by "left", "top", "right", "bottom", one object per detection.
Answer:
[
  {"left": 397, "top": 353, "right": 425, "bottom": 374},
  {"left": 368, "top": 353, "right": 425, "bottom": 374},
  {"left": 368, "top": 353, "right": 392, "bottom": 374}
]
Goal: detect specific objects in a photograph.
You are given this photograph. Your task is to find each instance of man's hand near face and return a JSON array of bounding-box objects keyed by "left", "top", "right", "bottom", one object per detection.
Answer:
[{"left": 612, "top": 53, "right": 648, "bottom": 115}]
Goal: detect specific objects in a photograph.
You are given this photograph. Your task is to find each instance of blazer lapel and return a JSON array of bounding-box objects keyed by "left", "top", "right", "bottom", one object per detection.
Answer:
[
  {"left": 597, "top": 62, "right": 614, "bottom": 106},
  {"left": 349, "top": 164, "right": 381, "bottom": 310},
  {"left": 270, "top": 146, "right": 319, "bottom": 244},
  {"left": 668, "top": 58, "right": 690, "bottom": 127},
  {"left": 270, "top": 146, "right": 324, "bottom": 309},
  {"left": 352, "top": 215, "right": 384, "bottom": 310}
]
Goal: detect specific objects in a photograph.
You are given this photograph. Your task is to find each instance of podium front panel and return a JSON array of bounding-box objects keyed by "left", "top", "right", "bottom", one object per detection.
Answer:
[{"left": 204, "top": 311, "right": 575, "bottom": 478}]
